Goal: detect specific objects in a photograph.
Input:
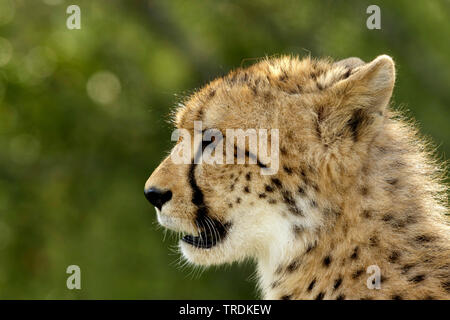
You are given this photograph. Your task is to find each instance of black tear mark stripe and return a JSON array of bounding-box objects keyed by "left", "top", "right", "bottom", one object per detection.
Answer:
[
  {"left": 188, "top": 163, "right": 207, "bottom": 218},
  {"left": 188, "top": 158, "right": 225, "bottom": 234}
]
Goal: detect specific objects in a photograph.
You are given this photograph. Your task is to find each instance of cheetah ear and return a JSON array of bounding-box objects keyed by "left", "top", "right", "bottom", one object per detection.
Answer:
[
  {"left": 321, "top": 56, "right": 395, "bottom": 144},
  {"left": 334, "top": 55, "right": 396, "bottom": 113}
]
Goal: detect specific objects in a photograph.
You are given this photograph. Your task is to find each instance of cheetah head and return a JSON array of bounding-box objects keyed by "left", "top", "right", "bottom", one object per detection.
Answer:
[{"left": 144, "top": 55, "right": 395, "bottom": 267}]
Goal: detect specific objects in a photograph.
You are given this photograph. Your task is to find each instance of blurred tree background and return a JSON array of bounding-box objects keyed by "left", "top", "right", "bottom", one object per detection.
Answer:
[{"left": 0, "top": 0, "right": 449, "bottom": 299}]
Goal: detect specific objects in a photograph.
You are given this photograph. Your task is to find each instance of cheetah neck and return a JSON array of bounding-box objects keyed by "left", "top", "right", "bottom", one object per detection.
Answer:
[{"left": 257, "top": 119, "right": 449, "bottom": 300}]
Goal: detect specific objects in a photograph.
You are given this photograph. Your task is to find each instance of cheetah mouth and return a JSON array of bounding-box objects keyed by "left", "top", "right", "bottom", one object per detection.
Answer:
[{"left": 181, "top": 220, "right": 231, "bottom": 249}]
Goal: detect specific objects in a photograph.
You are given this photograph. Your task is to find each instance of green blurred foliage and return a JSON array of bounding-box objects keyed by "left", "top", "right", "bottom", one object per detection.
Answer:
[{"left": 0, "top": 0, "right": 449, "bottom": 299}]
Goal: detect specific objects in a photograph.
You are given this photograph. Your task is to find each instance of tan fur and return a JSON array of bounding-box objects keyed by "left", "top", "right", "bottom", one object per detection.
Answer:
[{"left": 145, "top": 55, "right": 450, "bottom": 300}]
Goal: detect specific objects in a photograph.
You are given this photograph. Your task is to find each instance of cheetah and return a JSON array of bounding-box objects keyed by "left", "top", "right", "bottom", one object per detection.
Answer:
[{"left": 144, "top": 55, "right": 450, "bottom": 299}]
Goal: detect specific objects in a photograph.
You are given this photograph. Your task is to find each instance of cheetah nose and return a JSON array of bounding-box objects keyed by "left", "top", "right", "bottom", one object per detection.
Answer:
[{"left": 144, "top": 187, "right": 172, "bottom": 210}]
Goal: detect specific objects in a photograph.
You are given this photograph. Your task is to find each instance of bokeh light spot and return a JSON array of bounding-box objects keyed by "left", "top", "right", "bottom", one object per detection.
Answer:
[
  {"left": 86, "top": 71, "right": 122, "bottom": 106},
  {"left": 0, "top": 37, "right": 13, "bottom": 67},
  {"left": 24, "top": 47, "right": 57, "bottom": 81},
  {"left": 0, "top": 0, "right": 15, "bottom": 26}
]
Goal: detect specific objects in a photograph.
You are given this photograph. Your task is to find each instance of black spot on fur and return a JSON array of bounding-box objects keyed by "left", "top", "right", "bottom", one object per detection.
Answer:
[
  {"left": 265, "top": 185, "right": 274, "bottom": 193},
  {"left": 323, "top": 256, "right": 332, "bottom": 267},
  {"left": 315, "top": 292, "right": 325, "bottom": 300},
  {"left": 362, "top": 210, "right": 371, "bottom": 219},
  {"left": 271, "top": 178, "right": 283, "bottom": 188},
  {"left": 382, "top": 213, "right": 393, "bottom": 222},
  {"left": 361, "top": 186, "right": 369, "bottom": 196},
  {"left": 306, "top": 243, "right": 316, "bottom": 253},
  {"left": 409, "top": 274, "right": 425, "bottom": 283},
  {"left": 347, "top": 109, "right": 364, "bottom": 142},
  {"left": 258, "top": 193, "right": 267, "bottom": 199},
  {"left": 307, "top": 279, "right": 316, "bottom": 292},
  {"left": 336, "top": 294, "right": 345, "bottom": 300},
  {"left": 333, "top": 277, "right": 343, "bottom": 290},
  {"left": 442, "top": 280, "right": 450, "bottom": 293},
  {"left": 387, "top": 178, "right": 398, "bottom": 185},
  {"left": 282, "top": 190, "right": 303, "bottom": 216},
  {"left": 401, "top": 264, "right": 415, "bottom": 274},
  {"left": 315, "top": 105, "right": 326, "bottom": 138},
  {"left": 268, "top": 199, "right": 277, "bottom": 204},
  {"left": 283, "top": 166, "right": 293, "bottom": 175},
  {"left": 244, "top": 186, "right": 250, "bottom": 193},
  {"left": 312, "top": 184, "right": 320, "bottom": 193},
  {"left": 350, "top": 247, "right": 359, "bottom": 260},
  {"left": 279, "top": 71, "right": 288, "bottom": 82},
  {"left": 352, "top": 269, "right": 364, "bottom": 279},
  {"left": 287, "top": 260, "right": 300, "bottom": 273},
  {"left": 236, "top": 197, "right": 241, "bottom": 204},
  {"left": 392, "top": 295, "right": 403, "bottom": 300},
  {"left": 405, "top": 214, "right": 418, "bottom": 225},
  {"left": 270, "top": 281, "right": 280, "bottom": 289},
  {"left": 415, "top": 234, "right": 433, "bottom": 243},
  {"left": 245, "top": 172, "right": 251, "bottom": 181},
  {"left": 369, "top": 235, "right": 379, "bottom": 247},
  {"left": 388, "top": 251, "right": 401, "bottom": 263},
  {"left": 281, "top": 295, "right": 292, "bottom": 300}
]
